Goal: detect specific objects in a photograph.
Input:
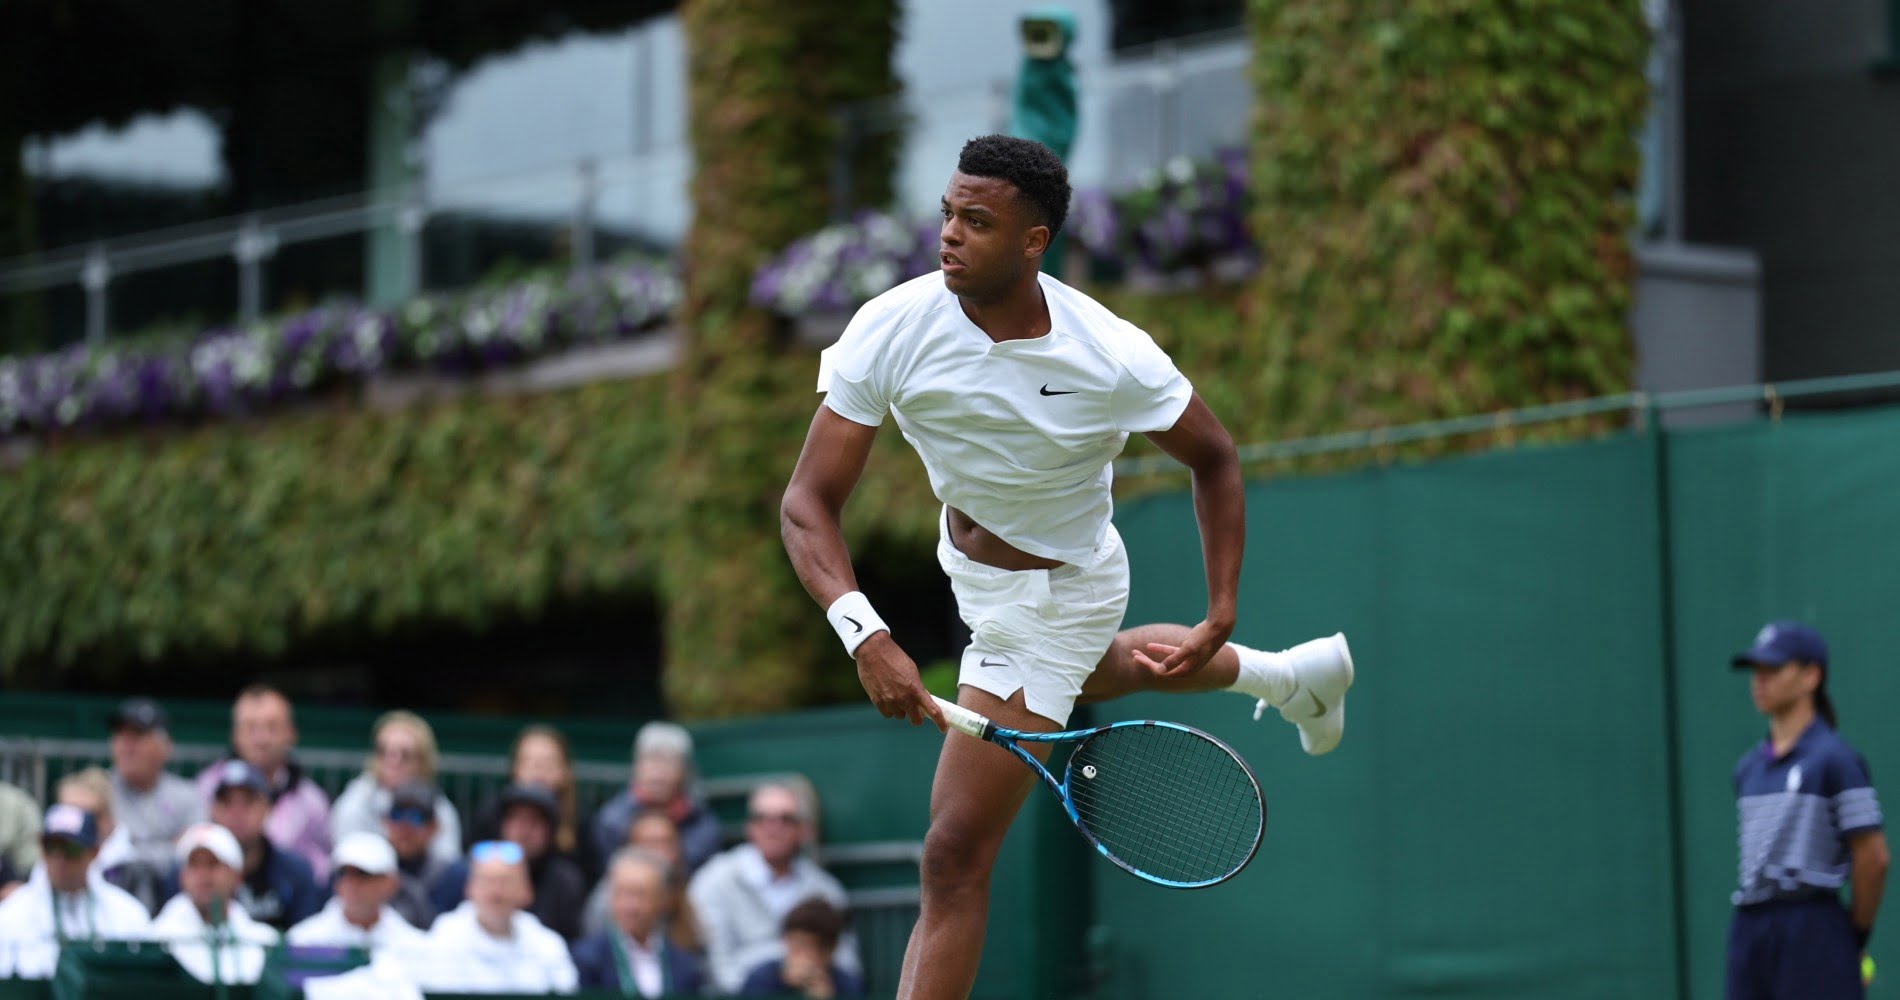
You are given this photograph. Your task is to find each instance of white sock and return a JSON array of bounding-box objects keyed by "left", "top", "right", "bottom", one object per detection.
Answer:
[{"left": 1225, "top": 642, "right": 1297, "bottom": 706}]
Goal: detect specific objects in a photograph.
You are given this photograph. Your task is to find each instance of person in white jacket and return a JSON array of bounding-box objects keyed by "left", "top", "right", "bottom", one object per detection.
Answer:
[
  {"left": 329, "top": 711, "right": 463, "bottom": 867},
  {"left": 0, "top": 804, "right": 151, "bottom": 979},
  {"left": 151, "top": 823, "right": 280, "bottom": 985},
  {"left": 287, "top": 832, "right": 425, "bottom": 952},
  {"left": 400, "top": 840, "right": 576, "bottom": 993}
]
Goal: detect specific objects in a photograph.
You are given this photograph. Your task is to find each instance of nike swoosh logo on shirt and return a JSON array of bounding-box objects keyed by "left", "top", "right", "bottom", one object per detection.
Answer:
[{"left": 1039, "top": 385, "right": 1077, "bottom": 396}]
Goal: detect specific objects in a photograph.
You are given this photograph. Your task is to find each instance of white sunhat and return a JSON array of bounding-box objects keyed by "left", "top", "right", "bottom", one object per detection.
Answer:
[
  {"left": 331, "top": 831, "right": 398, "bottom": 876},
  {"left": 174, "top": 822, "right": 243, "bottom": 870}
]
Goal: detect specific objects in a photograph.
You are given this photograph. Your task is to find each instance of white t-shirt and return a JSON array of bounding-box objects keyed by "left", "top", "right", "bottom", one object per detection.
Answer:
[
  {"left": 286, "top": 899, "right": 425, "bottom": 951},
  {"left": 819, "top": 271, "right": 1192, "bottom": 563},
  {"left": 0, "top": 865, "right": 153, "bottom": 978},
  {"left": 396, "top": 901, "right": 577, "bottom": 993},
  {"left": 151, "top": 893, "right": 280, "bottom": 985}
]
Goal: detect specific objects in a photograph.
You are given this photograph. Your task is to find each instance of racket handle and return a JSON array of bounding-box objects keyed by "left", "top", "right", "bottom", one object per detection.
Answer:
[{"left": 933, "top": 696, "right": 992, "bottom": 739}]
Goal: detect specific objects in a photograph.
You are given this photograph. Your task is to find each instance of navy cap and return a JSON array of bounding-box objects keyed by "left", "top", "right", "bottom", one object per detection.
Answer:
[
  {"left": 107, "top": 697, "right": 168, "bottom": 733},
  {"left": 41, "top": 804, "right": 99, "bottom": 849},
  {"left": 497, "top": 783, "right": 559, "bottom": 825},
  {"left": 212, "top": 759, "right": 272, "bottom": 798},
  {"left": 1731, "top": 621, "right": 1829, "bottom": 669}
]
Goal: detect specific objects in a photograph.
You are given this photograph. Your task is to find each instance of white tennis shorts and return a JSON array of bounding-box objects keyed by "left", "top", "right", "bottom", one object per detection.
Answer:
[{"left": 937, "top": 508, "right": 1131, "bottom": 726}]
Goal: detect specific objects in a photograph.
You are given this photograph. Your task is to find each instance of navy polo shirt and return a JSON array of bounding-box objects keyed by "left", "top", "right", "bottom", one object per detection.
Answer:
[{"left": 1732, "top": 719, "right": 1883, "bottom": 906}]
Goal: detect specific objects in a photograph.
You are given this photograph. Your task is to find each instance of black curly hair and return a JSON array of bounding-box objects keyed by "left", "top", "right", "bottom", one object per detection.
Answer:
[{"left": 955, "top": 135, "right": 1071, "bottom": 237}]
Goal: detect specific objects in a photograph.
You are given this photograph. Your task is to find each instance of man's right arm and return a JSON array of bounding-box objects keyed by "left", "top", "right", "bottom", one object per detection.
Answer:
[{"left": 780, "top": 406, "right": 944, "bottom": 730}]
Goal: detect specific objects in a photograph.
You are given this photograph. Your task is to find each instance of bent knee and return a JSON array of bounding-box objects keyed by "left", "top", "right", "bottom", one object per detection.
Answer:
[{"left": 920, "top": 820, "right": 1006, "bottom": 892}]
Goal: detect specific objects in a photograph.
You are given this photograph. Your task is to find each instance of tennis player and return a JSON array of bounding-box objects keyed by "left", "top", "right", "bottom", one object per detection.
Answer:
[{"left": 780, "top": 135, "right": 1354, "bottom": 999}]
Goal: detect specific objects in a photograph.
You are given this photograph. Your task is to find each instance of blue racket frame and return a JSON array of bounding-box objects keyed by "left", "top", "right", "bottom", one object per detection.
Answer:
[{"left": 933, "top": 696, "right": 1265, "bottom": 889}]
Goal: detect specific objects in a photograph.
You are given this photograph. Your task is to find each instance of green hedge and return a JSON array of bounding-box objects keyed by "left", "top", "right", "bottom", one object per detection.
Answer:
[{"left": 1245, "top": 0, "right": 1648, "bottom": 436}]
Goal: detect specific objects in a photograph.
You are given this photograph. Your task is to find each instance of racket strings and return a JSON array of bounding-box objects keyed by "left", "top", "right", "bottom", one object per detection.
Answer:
[{"left": 1065, "top": 724, "right": 1261, "bottom": 885}]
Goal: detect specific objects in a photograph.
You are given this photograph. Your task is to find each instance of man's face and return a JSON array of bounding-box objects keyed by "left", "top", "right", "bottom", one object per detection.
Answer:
[
  {"left": 109, "top": 727, "right": 169, "bottom": 786},
  {"left": 1751, "top": 661, "right": 1819, "bottom": 715},
  {"left": 233, "top": 694, "right": 295, "bottom": 773},
  {"left": 627, "top": 815, "right": 682, "bottom": 868},
  {"left": 607, "top": 859, "right": 667, "bottom": 941},
  {"left": 181, "top": 850, "right": 237, "bottom": 910},
  {"left": 498, "top": 805, "right": 552, "bottom": 861},
  {"left": 939, "top": 172, "right": 1044, "bottom": 302},
  {"left": 632, "top": 753, "right": 684, "bottom": 805},
  {"left": 211, "top": 788, "right": 270, "bottom": 846},
  {"left": 333, "top": 868, "right": 395, "bottom": 921},
  {"left": 745, "top": 788, "right": 806, "bottom": 869},
  {"left": 466, "top": 857, "right": 530, "bottom": 925},
  {"left": 384, "top": 815, "right": 435, "bottom": 861},
  {"left": 39, "top": 838, "right": 94, "bottom": 894}
]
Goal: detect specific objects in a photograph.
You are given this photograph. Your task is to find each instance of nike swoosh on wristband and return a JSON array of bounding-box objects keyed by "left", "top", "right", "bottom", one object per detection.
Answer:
[
  {"left": 1039, "top": 385, "right": 1077, "bottom": 396},
  {"left": 843, "top": 616, "right": 864, "bottom": 634}
]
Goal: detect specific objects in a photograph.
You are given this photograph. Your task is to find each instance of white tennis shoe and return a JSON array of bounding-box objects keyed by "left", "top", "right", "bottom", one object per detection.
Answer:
[{"left": 1252, "top": 633, "right": 1354, "bottom": 755}]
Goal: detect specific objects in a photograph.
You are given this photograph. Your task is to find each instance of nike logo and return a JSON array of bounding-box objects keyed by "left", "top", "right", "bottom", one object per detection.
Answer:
[
  {"left": 1039, "top": 385, "right": 1077, "bottom": 396},
  {"left": 843, "top": 616, "right": 863, "bottom": 634},
  {"left": 979, "top": 658, "right": 1008, "bottom": 668},
  {"left": 1299, "top": 690, "right": 1326, "bottom": 718}
]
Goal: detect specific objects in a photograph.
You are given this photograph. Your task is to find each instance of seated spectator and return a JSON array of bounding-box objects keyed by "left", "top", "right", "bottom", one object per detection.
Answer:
[
  {"left": 194, "top": 684, "right": 333, "bottom": 879},
  {"left": 467, "top": 725, "right": 587, "bottom": 864},
  {"left": 405, "top": 840, "right": 577, "bottom": 993},
  {"left": 105, "top": 698, "right": 204, "bottom": 875},
  {"left": 384, "top": 780, "right": 454, "bottom": 929},
  {"left": 330, "top": 710, "right": 463, "bottom": 867},
  {"left": 0, "top": 781, "right": 40, "bottom": 899},
  {"left": 0, "top": 804, "right": 151, "bottom": 979},
  {"left": 153, "top": 823, "right": 279, "bottom": 985},
  {"left": 581, "top": 808, "right": 703, "bottom": 946},
  {"left": 287, "top": 832, "right": 425, "bottom": 951},
  {"left": 209, "top": 760, "right": 323, "bottom": 932},
  {"left": 571, "top": 847, "right": 706, "bottom": 996},
  {"left": 688, "top": 784, "right": 859, "bottom": 995},
  {"left": 738, "top": 899, "right": 865, "bottom": 999},
  {"left": 56, "top": 767, "right": 167, "bottom": 914},
  {"left": 593, "top": 722, "right": 723, "bottom": 877},
  {"left": 433, "top": 784, "right": 588, "bottom": 941}
]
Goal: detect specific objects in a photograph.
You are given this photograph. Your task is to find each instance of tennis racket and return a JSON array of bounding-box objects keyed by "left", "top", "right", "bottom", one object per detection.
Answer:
[{"left": 931, "top": 695, "right": 1264, "bottom": 888}]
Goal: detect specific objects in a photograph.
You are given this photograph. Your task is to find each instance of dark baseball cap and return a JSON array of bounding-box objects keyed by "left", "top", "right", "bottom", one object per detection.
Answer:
[
  {"left": 107, "top": 697, "right": 168, "bottom": 733},
  {"left": 212, "top": 759, "right": 271, "bottom": 798},
  {"left": 1731, "top": 621, "right": 1829, "bottom": 669},
  {"left": 497, "top": 783, "right": 559, "bottom": 825},
  {"left": 388, "top": 781, "right": 439, "bottom": 823}
]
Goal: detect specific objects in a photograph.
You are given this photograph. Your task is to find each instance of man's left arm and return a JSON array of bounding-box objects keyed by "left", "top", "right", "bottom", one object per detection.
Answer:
[
  {"left": 1139, "top": 393, "right": 1244, "bottom": 676},
  {"left": 1850, "top": 829, "right": 1890, "bottom": 947}
]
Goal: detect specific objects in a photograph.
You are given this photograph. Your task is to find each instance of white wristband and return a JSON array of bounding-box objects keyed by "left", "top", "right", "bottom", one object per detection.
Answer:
[{"left": 826, "top": 591, "right": 889, "bottom": 657}]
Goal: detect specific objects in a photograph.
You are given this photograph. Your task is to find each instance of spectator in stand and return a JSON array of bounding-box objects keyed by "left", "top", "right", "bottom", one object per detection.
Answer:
[
  {"left": 738, "top": 898, "right": 865, "bottom": 999},
  {"left": 434, "top": 784, "right": 588, "bottom": 941},
  {"left": 688, "top": 783, "right": 859, "bottom": 995},
  {"left": 55, "top": 768, "right": 166, "bottom": 914},
  {"left": 467, "top": 725, "right": 587, "bottom": 865},
  {"left": 593, "top": 722, "right": 723, "bottom": 877},
  {"left": 105, "top": 698, "right": 204, "bottom": 876},
  {"left": 0, "top": 804, "right": 151, "bottom": 979},
  {"left": 581, "top": 808, "right": 703, "bottom": 947},
  {"left": 407, "top": 840, "right": 577, "bottom": 993},
  {"left": 385, "top": 780, "right": 454, "bottom": 929},
  {"left": 153, "top": 823, "right": 279, "bottom": 986},
  {"left": 0, "top": 781, "right": 41, "bottom": 899},
  {"left": 330, "top": 710, "right": 464, "bottom": 868},
  {"left": 286, "top": 832, "right": 425, "bottom": 951},
  {"left": 194, "top": 684, "right": 333, "bottom": 879},
  {"left": 207, "top": 760, "right": 322, "bottom": 932},
  {"left": 571, "top": 847, "right": 706, "bottom": 996}
]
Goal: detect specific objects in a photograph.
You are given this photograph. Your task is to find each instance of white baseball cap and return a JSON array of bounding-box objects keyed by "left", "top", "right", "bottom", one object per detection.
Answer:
[
  {"left": 331, "top": 831, "right": 398, "bottom": 876},
  {"left": 175, "top": 823, "right": 243, "bottom": 870}
]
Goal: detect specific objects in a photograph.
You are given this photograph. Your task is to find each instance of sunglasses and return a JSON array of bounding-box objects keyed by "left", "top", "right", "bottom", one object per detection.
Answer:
[
  {"left": 374, "top": 744, "right": 418, "bottom": 761},
  {"left": 387, "top": 806, "right": 432, "bottom": 826},
  {"left": 748, "top": 812, "right": 803, "bottom": 826},
  {"left": 470, "top": 840, "right": 525, "bottom": 865},
  {"left": 40, "top": 838, "right": 89, "bottom": 859}
]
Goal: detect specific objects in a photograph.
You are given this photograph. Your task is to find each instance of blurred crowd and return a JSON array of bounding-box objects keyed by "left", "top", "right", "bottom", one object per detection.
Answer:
[{"left": 0, "top": 687, "right": 864, "bottom": 998}]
